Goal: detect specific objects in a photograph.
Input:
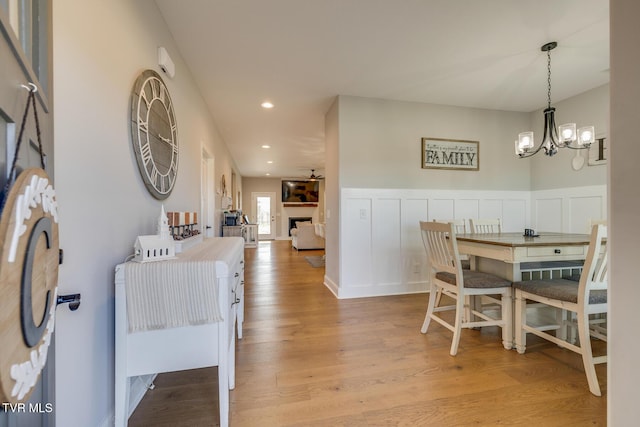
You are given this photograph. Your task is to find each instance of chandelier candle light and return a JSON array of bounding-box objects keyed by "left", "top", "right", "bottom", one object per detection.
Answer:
[{"left": 515, "top": 42, "right": 595, "bottom": 158}]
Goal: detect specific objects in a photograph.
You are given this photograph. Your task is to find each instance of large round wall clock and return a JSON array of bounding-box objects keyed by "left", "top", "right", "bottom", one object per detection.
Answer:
[{"left": 130, "top": 69, "right": 179, "bottom": 200}]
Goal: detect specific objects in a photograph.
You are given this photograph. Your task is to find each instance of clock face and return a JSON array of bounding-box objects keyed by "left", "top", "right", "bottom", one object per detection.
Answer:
[{"left": 130, "top": 69, "right": 178, "bottom": 200}]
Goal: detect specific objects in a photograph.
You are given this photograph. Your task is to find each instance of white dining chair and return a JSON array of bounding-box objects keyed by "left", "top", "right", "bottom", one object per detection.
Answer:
[
  {"left": 434, "top": 219, "right": 469, "bottom": 269},
  {"left": 419, "top": 221, "right": 513, "bottom": 356},
  {"left": 513, "top": 224, "right": 607, "bottom": 396},
  {"left": 588, "top": 218, "right": 606, "bottom": 233},
  {"left": 470, "top": 218, "right": 501, "bottom": 233}
]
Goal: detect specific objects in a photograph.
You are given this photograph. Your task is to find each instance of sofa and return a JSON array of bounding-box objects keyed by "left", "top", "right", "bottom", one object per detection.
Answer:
[{"left": 290, "top": 222, "right": 325, "bottom": 250}]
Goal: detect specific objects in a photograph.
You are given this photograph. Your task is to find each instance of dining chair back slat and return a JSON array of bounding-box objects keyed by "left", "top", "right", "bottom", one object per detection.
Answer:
[
  {"left": 434, "top": 218, "right": 467, "bottom": 235},
  {"left": 470, "top": 218, "right": 501, "bottom": 234}
]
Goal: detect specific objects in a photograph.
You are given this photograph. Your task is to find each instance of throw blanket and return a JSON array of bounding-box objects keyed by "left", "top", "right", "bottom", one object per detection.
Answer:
[{"left": 124, "top": 237, "right": 243, "bottom": 333}]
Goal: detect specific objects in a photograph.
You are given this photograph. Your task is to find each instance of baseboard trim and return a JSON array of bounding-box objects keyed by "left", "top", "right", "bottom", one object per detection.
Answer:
[{"left": 323, "top": 275, "right": 339, "bottom": 297}]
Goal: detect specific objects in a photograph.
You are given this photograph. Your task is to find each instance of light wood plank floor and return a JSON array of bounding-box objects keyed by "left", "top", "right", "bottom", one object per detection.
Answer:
[{"left": 129, "top": 240, "right": 607, "bottom": 426}]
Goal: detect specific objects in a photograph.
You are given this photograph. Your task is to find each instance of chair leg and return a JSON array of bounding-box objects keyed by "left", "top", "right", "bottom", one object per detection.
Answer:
[
  {"left": 464, "top": 295, "right": 474, "bottom": 324},
  {"left": 577, "top": 310, "right": 602, "bottom": 396},
  {"left": 421, "top": 283, "right": 438, "bottom": 334},
  {"left": 514, "top": 290, "right": 526, "bottom": 354},
  {"left": 501, "top": 291, "right": 513, "bottom": 350},
  {"left": 555, "top": 308, "right": 568, "bottom": 342},
  {"left": 449, "top": 292, "right": 465, "bottom": 356},
  {"left": 434, "top": 289, "right": 443, "bottom": 307}
]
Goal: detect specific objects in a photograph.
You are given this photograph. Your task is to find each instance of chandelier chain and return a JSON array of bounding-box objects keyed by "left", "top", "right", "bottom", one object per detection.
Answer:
[
  {"left": 515, "top": 41, "right": 595, "bottom": 159},
  {"left": 547, "top": 48, "right": 552, "bottom": 109}
]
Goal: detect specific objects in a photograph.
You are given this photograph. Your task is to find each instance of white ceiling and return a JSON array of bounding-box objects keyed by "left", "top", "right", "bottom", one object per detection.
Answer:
[{"left": 155, "top": 0, "right": 609, "bottom": 179}]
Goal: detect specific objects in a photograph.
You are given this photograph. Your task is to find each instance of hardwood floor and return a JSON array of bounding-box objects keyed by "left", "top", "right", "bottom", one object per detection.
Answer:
[{"left": 129, "top": 240, "right": 607, "bottom": 426}]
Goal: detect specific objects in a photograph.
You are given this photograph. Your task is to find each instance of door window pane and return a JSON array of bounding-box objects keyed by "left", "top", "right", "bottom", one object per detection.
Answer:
[
  {"left": 1, "top": 0, "right": 49, "bottom": 95},
  {"left": 257, "top": 196, "right": 271, "bottom": 235}
]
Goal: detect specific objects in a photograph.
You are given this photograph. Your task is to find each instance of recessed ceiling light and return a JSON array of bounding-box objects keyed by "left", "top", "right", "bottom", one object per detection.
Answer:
[
  {"left": 261, "top": 101, "right": 274, "bottom": 109},
  {"left": 267, "top": 160, "right": 273, "bottom": 164},
  {"left": 261, "top": 145, "right": 271, "bottom": 149},
  {"left": 265, "top": 173, "right": 271, "bottom": 176}
]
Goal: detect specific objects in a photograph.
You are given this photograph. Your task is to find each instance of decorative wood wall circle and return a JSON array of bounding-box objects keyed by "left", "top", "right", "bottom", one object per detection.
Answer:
[{"left": 0, "top": 168, "right": 59, "bottom": 404}]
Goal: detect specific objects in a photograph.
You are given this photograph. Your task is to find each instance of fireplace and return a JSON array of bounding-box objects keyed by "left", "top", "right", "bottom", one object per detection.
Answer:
[{"left": 288, "top": 217, "right": 312, "bottom": 236}]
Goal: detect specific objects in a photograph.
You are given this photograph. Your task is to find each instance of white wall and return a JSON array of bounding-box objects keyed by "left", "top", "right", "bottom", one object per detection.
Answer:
[
  {"left": 609, "top": 0, "right": 640, "bottom": 423},
  {"left": 328, "top": 92, "right": 609, "bottom": 298},
  {"left": 328, "top": 96, "right": 532, "bottom": 295},
  {"left": 324, "top": 99, "right": 340, "bottom": 295},
  {"left": 52, "top": 1, "right": 239, "bottom": 425},
  {"left": 337, "top": 95, "right": 532, "bottom": 190}
]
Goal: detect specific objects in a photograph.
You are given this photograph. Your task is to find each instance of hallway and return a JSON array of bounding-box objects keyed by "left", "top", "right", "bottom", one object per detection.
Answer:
[{"left": 130, "top": 240, "right": 606, "bottom": 426}]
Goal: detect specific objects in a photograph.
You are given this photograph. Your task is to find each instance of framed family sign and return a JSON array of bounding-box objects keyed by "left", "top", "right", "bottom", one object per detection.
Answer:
[{"left": 421, "top": 137, "right": 479, "bottom": 171}]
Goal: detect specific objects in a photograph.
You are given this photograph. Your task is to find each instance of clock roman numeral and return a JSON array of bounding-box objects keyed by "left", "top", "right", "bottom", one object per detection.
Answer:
[
  {"left": 140, "top": 90, "right": 150, "bottom": 108},
  {"left": 140, "top": 142, "right": 152, "bottom": 165},
  {"left": 159, "top": 175, "right": 166, "bottom": 193},
  {"left": 159, "top": 84, "right": 166, "bottom": 104},
  {"left": 152, "top": 79, "right": 161, "bottom": 99},
  {"left": 150, "top": 167, "right": 159, "bottom": 185},
  {"left": 138, "top": 118, "right": 148, "bottom": 134}
]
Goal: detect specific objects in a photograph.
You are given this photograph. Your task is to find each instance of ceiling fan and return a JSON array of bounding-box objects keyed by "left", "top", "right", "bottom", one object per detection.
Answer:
[{"left": 305, "top": 169, "right": 324, "bottom": 180}]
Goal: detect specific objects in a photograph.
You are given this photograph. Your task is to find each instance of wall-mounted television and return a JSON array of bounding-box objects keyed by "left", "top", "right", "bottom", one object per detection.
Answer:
[{"left": 282, "top": 180, "right": 319, "bottom": 204}]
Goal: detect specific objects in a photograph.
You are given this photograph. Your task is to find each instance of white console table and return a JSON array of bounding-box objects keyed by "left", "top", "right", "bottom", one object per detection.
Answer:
[
  {"left": 244, "top": 224, "right": 258, "bottom": 248},
  {"left": 222, "top": 224, "right": 258, "bottom": 248},
  {"left": 114, "top": 237, "right": 244, "bottom": 427}
]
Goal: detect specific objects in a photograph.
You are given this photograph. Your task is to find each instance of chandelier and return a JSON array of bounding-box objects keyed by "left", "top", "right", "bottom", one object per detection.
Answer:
[{"left": 515, "top": 42, "right": 595, "bottom": 158}]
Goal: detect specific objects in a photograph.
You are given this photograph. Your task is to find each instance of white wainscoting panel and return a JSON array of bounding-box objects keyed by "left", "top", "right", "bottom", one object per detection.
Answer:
[
  {"left": 503, "top": 199, "right": 528, "bottom": 231},
  {"left": 403, "top": 198, "right": 430, "bottom": 286},
  {"left": 534, "top": 197, "right": 563, "bottom": 232},
  {"left": 335, "top": 186, "right": 606, "bottom": 299},
  {"left": 456, "top": 199, "right": 480, "bottom": 221},
  {"left": 430, "top": 199, "right": 455, "bottom": 220},
  {"left": 532, "top": 186, "right": 606, "bottom": 233},
  {"left": 372, "top": 198, "right": 402, "bottom": 286},
  {"left": 342, "top": 197, "right": 373, "bottom": 287},
  {"left": 478, "top": 199, "right": 503, "bottom": 222},
  {"left": 570, "top": 196, "right": 606, "bottom": 233},
  {"left": 336, "top": 188, "right": 530, "bottom": 299}
]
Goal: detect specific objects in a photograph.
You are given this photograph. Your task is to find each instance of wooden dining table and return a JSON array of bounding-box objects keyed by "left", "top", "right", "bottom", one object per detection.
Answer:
[{"left": 455, "top": 232, "right": 591, "bottom": 281}]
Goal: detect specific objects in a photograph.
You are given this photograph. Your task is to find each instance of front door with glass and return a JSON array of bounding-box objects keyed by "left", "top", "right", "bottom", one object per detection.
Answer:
[{"left": 252, "top": 192, "right": 276, "bottom": 240}]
